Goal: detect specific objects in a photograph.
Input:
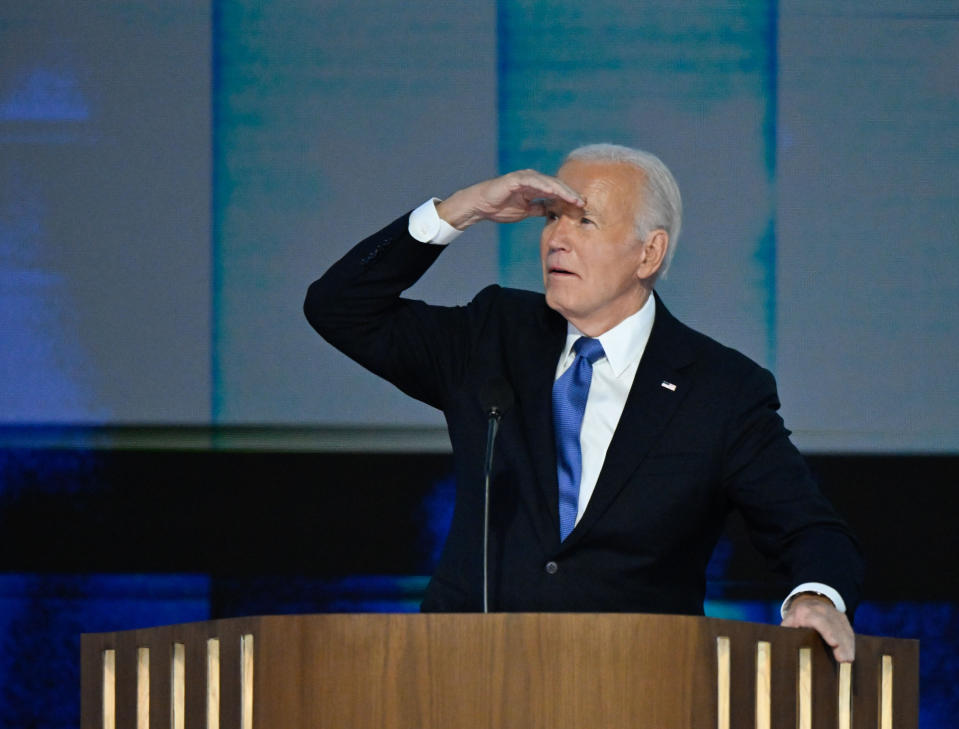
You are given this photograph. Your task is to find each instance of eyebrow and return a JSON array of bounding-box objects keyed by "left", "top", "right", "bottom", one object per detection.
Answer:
[
  {"left": 580, "top": 204, "right": 601, "bottom": 220},
  {"left": 543, "top": 198, "right": 596, "bottom": 216}
]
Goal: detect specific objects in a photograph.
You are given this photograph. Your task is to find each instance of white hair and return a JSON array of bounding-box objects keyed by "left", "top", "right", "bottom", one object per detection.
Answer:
[{"left": 564, "top": 143, "right": 683, "bottom": 277}]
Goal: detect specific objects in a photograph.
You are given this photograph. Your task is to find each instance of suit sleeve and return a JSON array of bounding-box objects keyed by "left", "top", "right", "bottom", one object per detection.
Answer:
[
  {"left": 304, "top": 213, "right": 490, "bottom": 411},
  {"left": 721, "top": 365, "right": 865, "bottom": 616}
]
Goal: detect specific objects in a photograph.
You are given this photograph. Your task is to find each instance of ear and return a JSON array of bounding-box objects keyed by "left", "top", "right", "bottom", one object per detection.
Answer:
[{"left": 635, "top": 229, "right": 669, "bottom": 280}]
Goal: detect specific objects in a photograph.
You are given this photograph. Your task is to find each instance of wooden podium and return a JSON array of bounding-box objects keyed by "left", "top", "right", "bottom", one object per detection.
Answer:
[{"left": 81, "top": 613, "right": 917, "bottom": 729}]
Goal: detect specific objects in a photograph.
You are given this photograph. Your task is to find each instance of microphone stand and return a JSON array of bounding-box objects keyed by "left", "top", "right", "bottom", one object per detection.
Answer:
[
  {"left": 482, "top": 406, "right": 503, "bottom": 614},
  {"left": 478, "top": 376, "right": 513, "bottom": 614}
]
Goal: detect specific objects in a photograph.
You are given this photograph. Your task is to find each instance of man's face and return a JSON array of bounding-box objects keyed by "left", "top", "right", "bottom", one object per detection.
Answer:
[{"left": 541, "top": 159, "right": 652, "bottom": 336}]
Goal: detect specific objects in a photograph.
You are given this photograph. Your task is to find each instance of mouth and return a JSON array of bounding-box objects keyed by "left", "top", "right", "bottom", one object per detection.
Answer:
[{"left": 547, "top": 266, "right": 578, "bottom": 278}]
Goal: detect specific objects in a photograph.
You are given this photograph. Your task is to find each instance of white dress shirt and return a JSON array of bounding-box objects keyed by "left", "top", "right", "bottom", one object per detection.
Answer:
[
  {"left": 554, "top": 299, "right": 655, "bottom": 524},
  {"left": 406, "top": 198, "right": 844, "bottom": 615}
]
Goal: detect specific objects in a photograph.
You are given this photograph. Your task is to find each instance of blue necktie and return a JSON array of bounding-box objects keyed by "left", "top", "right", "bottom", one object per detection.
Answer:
[{"left": 553, "top": 336, "right": 606, "bottom": 541}]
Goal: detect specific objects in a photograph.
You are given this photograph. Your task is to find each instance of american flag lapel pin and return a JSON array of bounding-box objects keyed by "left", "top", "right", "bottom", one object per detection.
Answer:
[{"left": 660, "top": 380, "right": 677, "bottom": 391}]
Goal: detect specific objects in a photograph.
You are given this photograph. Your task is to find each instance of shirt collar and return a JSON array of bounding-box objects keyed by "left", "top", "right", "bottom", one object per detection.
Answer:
[{"left": 560, "top": 294, "right": 657, "bottom": 377}]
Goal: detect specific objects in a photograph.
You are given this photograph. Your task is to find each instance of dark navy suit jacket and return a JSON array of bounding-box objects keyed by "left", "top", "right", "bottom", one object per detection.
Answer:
[{"left": 305, "top": 213, "right": 864, "bottom": 615}]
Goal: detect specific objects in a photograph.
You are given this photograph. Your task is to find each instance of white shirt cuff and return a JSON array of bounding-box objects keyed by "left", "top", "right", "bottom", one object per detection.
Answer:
[
  {"left": 408, "top": 198, "right": 464, "bottom": 246},
  {"left": 781, "top": 582, "right": 847, "bottom": 618}
]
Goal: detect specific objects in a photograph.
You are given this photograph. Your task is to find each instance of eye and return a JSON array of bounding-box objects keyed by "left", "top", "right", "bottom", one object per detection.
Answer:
[
  {"left": 580, "top": 216, "right": 594, "bottom": 226},
  {"left": 545, "top": 210, "right": 559, "bottom": 222}
]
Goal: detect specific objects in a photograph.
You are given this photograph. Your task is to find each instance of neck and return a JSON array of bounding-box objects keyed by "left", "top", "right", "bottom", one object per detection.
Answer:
[{"left": 567, "top": 288, "right": 653, "bottom": 337}]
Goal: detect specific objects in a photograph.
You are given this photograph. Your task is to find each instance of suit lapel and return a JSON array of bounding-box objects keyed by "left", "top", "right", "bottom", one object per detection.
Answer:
[
  {"left": 560, "top": 295, "right": 697, "bottom": 549},
  {"left": 509, "top": 303, "right": 567, "bottom": 544}
]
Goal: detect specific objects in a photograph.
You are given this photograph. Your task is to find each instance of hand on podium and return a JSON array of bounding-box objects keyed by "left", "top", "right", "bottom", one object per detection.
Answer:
[{"left": 781, "top": 593, "right": 855, "bottom": 662}]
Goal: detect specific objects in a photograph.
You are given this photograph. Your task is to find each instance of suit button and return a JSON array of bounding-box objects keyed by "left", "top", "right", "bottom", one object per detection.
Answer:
[{"left": 544, "top": 561, "right": 559, "bottom": 575}]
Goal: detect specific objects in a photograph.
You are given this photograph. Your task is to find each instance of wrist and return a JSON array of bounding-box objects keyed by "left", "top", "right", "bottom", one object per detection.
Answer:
[
  {"left": 781, "top": 582, "right": 846, "bottom": 619},
  {"left": 787, "top": 592, "right": 833, "bottom": 608},
  {"left": 436, "top": 188, "right": 484, "bottom": 230}
]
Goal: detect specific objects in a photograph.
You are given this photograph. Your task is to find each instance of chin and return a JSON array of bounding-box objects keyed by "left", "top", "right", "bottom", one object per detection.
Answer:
[{"left": 544, "top": 291, "right": 572, "bottom": 319}]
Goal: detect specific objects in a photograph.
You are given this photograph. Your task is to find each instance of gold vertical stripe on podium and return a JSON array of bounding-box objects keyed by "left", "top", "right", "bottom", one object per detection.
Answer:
[
  {"left": 716, "top": 636, "right": 730, "bottom": 729},
  {"left": 136, "top": 647, "right": 150, "bottom": 729},
  {"left": 880, "top": 655, "right": 894, "bottom": 729},
  {"left": 207, "top": 638, "right": 221, "bottom": 729},
  {"left": 171, "top": 643, "right": 185, "bottom": 729},
  {"left": 798, "top": 647, "right": 812, "bottom": 729},
  {"left": 240, "top": 634, "right": 254, "bottom": 729},
  {"left": 755, "top": 641, "right": 771, "bottom": 729},
  {"left": 102, "top": 649, "right": 116, "bottom": 729},
  {"left": 838, "top": 662, "right": 852, "bottom": 729}
]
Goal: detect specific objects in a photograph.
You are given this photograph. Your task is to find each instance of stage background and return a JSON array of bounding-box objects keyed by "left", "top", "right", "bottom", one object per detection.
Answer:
[
  {"left": 2, "top": 0, "right": 957, "bottom": 451},
  {"left": 1, "top": 1, "right": 956, "bottom": 727}
]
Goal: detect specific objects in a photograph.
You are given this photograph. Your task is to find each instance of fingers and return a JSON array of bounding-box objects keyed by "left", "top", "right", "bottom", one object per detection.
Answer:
[
  {"left": 437, "top": 169, "right": 584, "bottom": 230},
  {"left": 781, "top": 596, "right": 856, "bottom": 663},
  {"left": 505, "top": 169, "right": 584, "bottom": 209}
]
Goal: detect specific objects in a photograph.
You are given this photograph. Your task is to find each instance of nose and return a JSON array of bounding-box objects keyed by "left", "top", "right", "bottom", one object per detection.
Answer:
[{"left": 544, "top": 215, "right": 574, "bottom": 251}]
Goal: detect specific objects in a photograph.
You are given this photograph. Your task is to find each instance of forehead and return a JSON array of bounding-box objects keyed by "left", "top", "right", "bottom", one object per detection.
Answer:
[{"left": 556, "top": 159, "right": 645, "bottom": 218}]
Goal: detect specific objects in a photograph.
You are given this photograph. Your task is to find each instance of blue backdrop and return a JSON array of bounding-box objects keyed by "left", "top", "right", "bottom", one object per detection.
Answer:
[{"left": 0, "top": 2, "right": 957, "bottom": 727}]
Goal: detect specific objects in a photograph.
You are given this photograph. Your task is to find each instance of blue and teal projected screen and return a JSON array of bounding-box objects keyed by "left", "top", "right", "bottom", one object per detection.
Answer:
[{"left": 2, "top": 1, "right": 957, "bottom": 452}]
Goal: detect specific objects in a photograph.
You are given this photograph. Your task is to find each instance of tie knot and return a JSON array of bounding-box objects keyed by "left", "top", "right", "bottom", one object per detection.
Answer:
[{"left": 573, "top": 336, "right": 605, "bottom": 365}]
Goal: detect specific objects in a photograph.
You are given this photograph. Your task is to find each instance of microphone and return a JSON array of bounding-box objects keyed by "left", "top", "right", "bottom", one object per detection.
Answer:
[
  {"left": 478, "top": 376, "right": 514, "bottom": 613},
  {"left": 480, "top": 376, "right": 515, "bottom": 421}
]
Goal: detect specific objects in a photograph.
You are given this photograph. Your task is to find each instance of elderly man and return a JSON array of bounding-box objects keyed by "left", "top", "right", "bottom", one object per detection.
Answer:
[{"left": 304, "top": 144, "right": 863, "bottom": 662}]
